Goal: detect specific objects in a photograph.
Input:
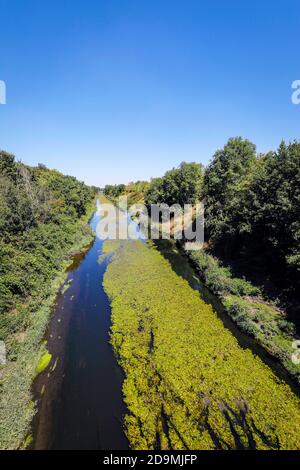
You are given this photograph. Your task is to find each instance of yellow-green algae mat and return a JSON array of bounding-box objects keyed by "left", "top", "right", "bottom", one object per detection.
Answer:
[
  {"left": 102, "top": 240, "right": 300, "bottom": 450},
  {"left": 35, "top": 351, "right": 52, "bottom": 376}
]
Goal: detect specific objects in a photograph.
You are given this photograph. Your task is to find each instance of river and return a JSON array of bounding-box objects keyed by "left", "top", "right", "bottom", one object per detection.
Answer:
[
  {"left": 32, "top": 204, "right": 129, "bottom": 450},
  {"left": 32, "top": 201, "right": 299, "bottom": 450}
]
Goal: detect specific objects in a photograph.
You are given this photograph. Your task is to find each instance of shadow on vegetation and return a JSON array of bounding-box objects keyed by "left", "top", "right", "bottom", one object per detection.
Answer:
[{"left": 154, "top": 239, "right": 300, "bottom": 398}]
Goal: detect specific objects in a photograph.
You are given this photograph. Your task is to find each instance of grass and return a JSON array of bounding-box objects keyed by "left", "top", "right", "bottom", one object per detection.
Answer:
[{"left": 103, "top": 239, "right": 300, "bottom": 450}]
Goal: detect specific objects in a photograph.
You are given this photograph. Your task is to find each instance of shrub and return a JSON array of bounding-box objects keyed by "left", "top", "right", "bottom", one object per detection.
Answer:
[{"left": 188, "top": 250, "right": 259, "bottom": 297}]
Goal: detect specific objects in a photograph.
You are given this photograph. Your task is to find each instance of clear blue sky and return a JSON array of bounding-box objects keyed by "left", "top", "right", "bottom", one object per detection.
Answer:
[{"left": 0, "top": 0, "right": 299, "bottom": 186}]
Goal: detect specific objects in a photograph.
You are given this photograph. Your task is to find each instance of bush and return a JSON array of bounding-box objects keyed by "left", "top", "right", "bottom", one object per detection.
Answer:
[{"left": 188, "top": 250, "right": 259, "bottom": 297}]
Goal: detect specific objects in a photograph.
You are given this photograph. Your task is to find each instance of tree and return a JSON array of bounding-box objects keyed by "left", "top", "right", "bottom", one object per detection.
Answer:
[
  {"left": 0, "top": 151, "right": 18, "bottom": 182},
  {"left": 0, "top": 149, "right": 96, "bottom": 316},
  {"left": 104, "top": 184, "right": 126, "bottom": 198},
  {"left": 145, "top": 162, "right": 204, "bottom": 207},
  {"left": 247, "top": 141, "right": 300, "bottom": 292},
  {"left": 203, "top": 137, "right": 257, "bottom": 249}
]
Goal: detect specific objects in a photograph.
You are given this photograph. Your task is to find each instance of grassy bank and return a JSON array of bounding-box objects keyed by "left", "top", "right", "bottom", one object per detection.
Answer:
[
  {"left": 103, "top": 239, "right": 300, "bottom": 450},
  {"left": 187, "top": 249, "right": 300, "bottom": 385},
  {"left": 0, "top": 203, "right": 95, "bottom": 450}
]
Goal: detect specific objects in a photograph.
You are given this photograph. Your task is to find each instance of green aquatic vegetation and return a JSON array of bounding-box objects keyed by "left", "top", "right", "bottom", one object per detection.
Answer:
[
  {"left": 98, "top": 254, "right": 107, "bottom": 264},
  {"left": 61, "top": 279, "right": 73, "bottom": 294},
  {"left": 35, "top": 351, "right": 52, "bottom": 375},
  {"left": 103, "top": 240, "right": 300, "bottom": 450},
  {"left": 223, "top": 296, "right": 300, "bottom": 384},
  {"left": 187, "top": 249, "right": 300, "bottom": 384},
  {"left": 102, "top": 240, "right": 123, "bottom": 254},
  {"left": 51, "top": 357, "right": 58, "bottom": 372},
  {"left": 21, "top": 433, "right": 33, "bottom": 450}
]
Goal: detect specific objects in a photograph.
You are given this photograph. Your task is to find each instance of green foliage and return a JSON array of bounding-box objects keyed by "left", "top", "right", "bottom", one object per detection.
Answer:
[
  {"left": 103, "top": 162, "right": 204, "bottom": 208},
  {"left": 224, "top": 296, "right": 300, "bottom": 383},
  {"left": 187, "top": 248, "right": 300, "bottom": 384},
  {"left": 124, "top": 180, "right": 150, "bottom": 205},
  {"left": 0, "top": 150, "right": 96, "bottom": 449},
  {"left": 203, "top": 137, "right": 256, "bottom": 243},
  {"left": 0, "top": 151, "right": 18, "bottom": 182},
  {"left": 246, "top": 142, "right": 300, "bottom": 292},
  {"left": 188, "top": 249, "right": 259, "bottom": 297},
  {"left": 126, "top": 180, "right": 149, "bottom": 194},
  {"left": 0, "top": 151, "right": 96, "bottom": 321},
  {"left": 103, "top": 240, "right": 300, "bottom": 450},
  {"left": 203, "top": 139, "right": 300, "bottom": 294},
  {"left": 0, "top": 271, "right": 67, "bottom": 449},
  {"left": 145, "top": 162, "right": 204, "bottom": 207},
  {"left": 104, "top": 184, "right": 126, "bottom": 199},
  {"left": 104, "top": 181, "right": 150, "bottom": 205}
]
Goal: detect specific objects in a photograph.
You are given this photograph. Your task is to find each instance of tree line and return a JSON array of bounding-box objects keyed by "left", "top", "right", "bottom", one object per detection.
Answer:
[
  {"left": 104, "top": 138, "right": 300, "bottom": 297},
  {"left": 0, "top": 150, "right": 96, "bottom": 354},
  {"left": 203, "top": 138, "right": 300, "bottom": 298}
]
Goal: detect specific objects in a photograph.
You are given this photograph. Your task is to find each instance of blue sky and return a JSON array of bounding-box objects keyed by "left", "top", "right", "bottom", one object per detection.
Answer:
[{"left": 0, "top": 0, "right": 299, "bottom": 186}]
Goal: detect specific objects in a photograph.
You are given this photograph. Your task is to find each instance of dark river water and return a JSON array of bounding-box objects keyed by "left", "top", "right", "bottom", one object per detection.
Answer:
[
  {"left": 32, "top": 205, "right": 129, "bottom": 450},
  {"left": 32, "top": 202, "right": 299, "bottom": 450}
]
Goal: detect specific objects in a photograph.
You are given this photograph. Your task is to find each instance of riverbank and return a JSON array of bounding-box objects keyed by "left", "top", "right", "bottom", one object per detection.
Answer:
[
  {"left": 103, "top": 239, "right": 300, "bottom": 450},
  {"left": 185, "top": 248, "right": 300, "bottom": 386},
  {"left": 107, "top": 189, "right": 300, "bottom": 388},
  {"left": 0, "top": 202, "right": 96, "bottom": 450}
]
